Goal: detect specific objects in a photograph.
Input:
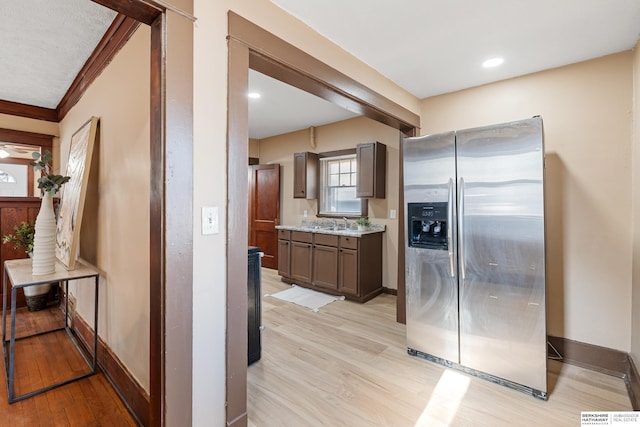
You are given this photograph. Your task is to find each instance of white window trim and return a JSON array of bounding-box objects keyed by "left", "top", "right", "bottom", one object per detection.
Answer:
[{"left": 318, "top": 153, "right": 367, "bottom": 218}]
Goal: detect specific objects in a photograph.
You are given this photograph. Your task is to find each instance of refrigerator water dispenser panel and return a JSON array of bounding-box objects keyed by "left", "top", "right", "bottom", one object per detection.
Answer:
[{"left": 408, "top": 202, "right": 448, "bottom": 250}]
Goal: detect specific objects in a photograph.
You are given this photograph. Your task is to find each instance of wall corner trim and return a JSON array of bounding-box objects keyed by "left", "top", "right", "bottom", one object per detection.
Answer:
[
  {"left": 548, "top": 335, "right": 639, "bottom": 409},
  {"left": 627, "top": 354, "right": 640, "bottom": 410}
]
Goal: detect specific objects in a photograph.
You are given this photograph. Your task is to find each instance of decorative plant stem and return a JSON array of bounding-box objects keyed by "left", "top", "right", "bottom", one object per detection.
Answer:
[
  {"left": 2, "top": 221, "right": 35, "bottom": 255},
  {"left": 30, "top": 150, "right": 71, "bottom": 196}
]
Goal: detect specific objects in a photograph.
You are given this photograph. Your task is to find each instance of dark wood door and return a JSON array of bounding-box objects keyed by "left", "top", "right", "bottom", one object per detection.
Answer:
[
  {"left": 0, "top": 200, "right": 41, "bottom": 308},
  {"left": 249, "top": 164, "right": 280, "bottom": 269}
]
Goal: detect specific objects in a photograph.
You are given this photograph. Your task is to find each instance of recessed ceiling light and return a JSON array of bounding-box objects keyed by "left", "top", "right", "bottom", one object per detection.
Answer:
[
  {"left": 248, "top": 92, "right": 261, "bottom": 99},
  {"left": 482, "top": 57, "right": 504, "bottom": 68}
]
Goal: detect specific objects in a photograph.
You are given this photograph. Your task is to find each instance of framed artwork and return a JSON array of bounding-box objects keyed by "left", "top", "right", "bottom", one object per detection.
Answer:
[{"left": 55, "top": 116, "right": 99, "bottom": 270}]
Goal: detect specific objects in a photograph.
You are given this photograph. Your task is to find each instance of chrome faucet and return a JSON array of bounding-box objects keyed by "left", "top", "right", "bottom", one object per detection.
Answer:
[
  {"left": 343, "top": 217, "right": 349, "bottom": 230},
  {"left": 332, "top": 219, "right": 338, "bottom": 230}
]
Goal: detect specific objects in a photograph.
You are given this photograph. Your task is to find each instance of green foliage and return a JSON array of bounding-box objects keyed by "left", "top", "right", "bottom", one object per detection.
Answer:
[
  {"left": 2, "top": 221, "right": 35, "bottom": 254},
  {"left": 355, "top": 217, "right": 370, "bottom": 226},
  {"left": 30, "top": 150, "right": 71, "bottom": 196}
]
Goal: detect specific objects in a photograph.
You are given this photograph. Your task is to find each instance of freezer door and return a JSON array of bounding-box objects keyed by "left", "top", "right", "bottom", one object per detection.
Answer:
[
  {"left": 456, "top": 117, "right": 546, "bottom": 393},
  {"left": 403, "top": 131, "right": 459, "bottom": 363}
]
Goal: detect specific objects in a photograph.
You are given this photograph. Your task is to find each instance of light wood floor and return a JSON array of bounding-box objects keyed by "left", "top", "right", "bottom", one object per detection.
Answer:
[
  {"left": 0, "top": 306, "right": 137, "bottom": 426},
  {"left": 248, "top": 268, "right": 632, "bottom": 427}
]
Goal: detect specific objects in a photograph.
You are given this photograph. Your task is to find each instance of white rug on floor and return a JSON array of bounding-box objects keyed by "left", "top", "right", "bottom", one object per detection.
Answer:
[{"left": 266, "top": 285, "right": 345, "bottom": 312}]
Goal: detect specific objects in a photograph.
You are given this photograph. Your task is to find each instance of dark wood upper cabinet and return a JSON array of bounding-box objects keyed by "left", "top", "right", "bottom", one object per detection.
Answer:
[
  {"left": 356, "top": 141, "right": 386, "bottom": 199},
  {"left": 293, "top": 152, "right": 318, "bottom": 199}
]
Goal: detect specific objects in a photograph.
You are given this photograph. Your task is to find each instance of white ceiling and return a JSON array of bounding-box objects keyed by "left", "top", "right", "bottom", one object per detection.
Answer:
[
  {"left": 0, "top": 0, "right": 116, "bottom": 109},
  {"left": 271, "top": 0, "right": 640, "bottom": 99},
  {"left": 248, "top": 70, "right": 358, "bottom": 139},
  {"left": 253, "top": 0, "right": 640, "bottom": 138},
  {"left": 1, "top": 1, "right": 639, "bottom": 140}
]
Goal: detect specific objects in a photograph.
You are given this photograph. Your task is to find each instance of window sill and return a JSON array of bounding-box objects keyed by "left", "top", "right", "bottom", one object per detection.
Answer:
[{"left": 316, "top": 213, "right": 362, "bottom": 219}]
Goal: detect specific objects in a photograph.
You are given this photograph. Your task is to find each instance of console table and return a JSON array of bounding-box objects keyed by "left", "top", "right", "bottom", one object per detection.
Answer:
[{"left": 2, "top": 258, "right": 100, "bottom": 403}]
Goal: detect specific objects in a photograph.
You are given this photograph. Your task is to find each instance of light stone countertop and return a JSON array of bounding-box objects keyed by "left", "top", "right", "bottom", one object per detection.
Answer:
[{"left": 276, "top": 223, "right": 385, "bottom": 237}]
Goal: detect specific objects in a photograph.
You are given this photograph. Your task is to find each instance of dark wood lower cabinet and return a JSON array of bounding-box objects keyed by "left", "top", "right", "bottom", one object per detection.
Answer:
[
  {"left": 277, "top": 229, "right": 383, "bottom": 302},
  {"left": 290, "top": 240, "right": 313, "bottom": 284},
  {"left": 277, "top": 238, "right": 291, "bottom": 277},
  {"left": 312, "top": 244, "right": 338, "bottom": 290},
  {"left": 338, "top": 247, "right": 358, "bottom": 295}
]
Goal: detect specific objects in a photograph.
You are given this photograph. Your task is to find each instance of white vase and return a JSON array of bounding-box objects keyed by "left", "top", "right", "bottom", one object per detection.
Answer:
[{"left": 31, "top": 193, "right": 57, "bottom": 276}]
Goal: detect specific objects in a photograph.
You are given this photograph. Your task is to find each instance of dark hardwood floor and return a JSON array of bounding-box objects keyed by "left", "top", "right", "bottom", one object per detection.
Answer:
[{"left": 0, "top": 306, "right": 137, "bottom": 426}]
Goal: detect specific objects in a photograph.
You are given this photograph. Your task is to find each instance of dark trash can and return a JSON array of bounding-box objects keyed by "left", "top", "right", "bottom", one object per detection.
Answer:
[{"left": 248, "top": 246, "right": 262, "bottom": 365}]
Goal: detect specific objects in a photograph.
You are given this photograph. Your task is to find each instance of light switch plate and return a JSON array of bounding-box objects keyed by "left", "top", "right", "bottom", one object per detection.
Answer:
[
  {"left": 202, "top": 206, "right": 219, "bottom": 235},
  {"left": 390, "top": 209, "right": 397, "bottom": 219}
]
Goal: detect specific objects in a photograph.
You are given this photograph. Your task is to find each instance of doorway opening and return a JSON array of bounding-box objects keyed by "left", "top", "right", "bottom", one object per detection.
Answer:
[{"left": 227, "top": 11, "right": 419, "bottom": 426}]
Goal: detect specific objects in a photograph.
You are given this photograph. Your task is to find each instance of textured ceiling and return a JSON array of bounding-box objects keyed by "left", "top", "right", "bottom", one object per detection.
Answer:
[{"left": 0, "top": 0, "right": 117, "bottom": 109}]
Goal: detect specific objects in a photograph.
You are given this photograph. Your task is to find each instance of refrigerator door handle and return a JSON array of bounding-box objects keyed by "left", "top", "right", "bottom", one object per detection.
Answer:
[
  {"left": 458, "top": 177, "right": 466, "bottom": 279},
  {"left": 447, "top": 178, "right": 455, "bottom": 278}
]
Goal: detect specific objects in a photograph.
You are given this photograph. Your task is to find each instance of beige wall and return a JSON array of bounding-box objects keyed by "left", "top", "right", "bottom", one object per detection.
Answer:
[
  {"left": 193, "top": 1, "right": 420, "bottom": 424},
  {"left": 421, "top": 52, "right": 633, "bottom": 352},
  {"left": 0, "top": 114, "right": 61, "bottom": 173},
  {"left": 632, "top": 42, "right": 640, "bottom": 367},
  {"left": 259, "top": 116, "right": 400, "bottom": 289},
  {"left": 249, "top": 138, "right": 260, "bottom": 158},
  {"left": 0, "top": 114, "right": 59, "bottom": 136},
  {"left": 58, "top": 26, "right": 151, "bottom": 391}
]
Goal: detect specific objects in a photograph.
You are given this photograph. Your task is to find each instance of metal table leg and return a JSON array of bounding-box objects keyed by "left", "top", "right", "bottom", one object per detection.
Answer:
[{"left": 2, "top": 273, "right": 100, "bottom": 403}]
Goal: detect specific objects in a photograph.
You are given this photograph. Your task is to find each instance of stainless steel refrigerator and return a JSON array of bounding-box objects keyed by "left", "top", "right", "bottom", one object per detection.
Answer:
[{"left": 403, "top": 117, "right": 547, "bottom": 399}]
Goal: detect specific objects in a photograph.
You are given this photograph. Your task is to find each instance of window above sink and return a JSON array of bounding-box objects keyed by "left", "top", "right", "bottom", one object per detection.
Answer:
[{"left": 318, "top": 152, "right": 367, "bottom": 218}]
